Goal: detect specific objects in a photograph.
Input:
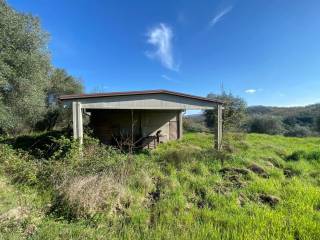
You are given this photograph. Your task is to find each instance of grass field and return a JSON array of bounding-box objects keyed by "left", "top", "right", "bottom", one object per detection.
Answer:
[{"left": 0, "top": 132, "right": 320, "bottom": 239}]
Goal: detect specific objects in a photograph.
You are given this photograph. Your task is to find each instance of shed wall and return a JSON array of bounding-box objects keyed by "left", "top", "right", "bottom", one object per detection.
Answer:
[{"left": 89, "top": 109, "right": 181, "bottom": 148}]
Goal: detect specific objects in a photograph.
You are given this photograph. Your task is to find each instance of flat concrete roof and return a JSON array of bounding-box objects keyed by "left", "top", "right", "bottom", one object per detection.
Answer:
[{"left": 59, "top": 89, "right": 223, "bottom": 104}]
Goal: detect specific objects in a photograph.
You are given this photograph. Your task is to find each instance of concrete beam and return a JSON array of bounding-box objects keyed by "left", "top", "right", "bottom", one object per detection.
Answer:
[{"left": 62, "top": 93, "right": 216, "bottom": 110}]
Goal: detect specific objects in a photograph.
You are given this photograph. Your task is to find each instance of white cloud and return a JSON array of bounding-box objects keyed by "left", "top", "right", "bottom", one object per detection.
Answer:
[
  {"left": 161, "top": 74, "right": 171, "bottom": 80},
  {"left": 209, "top": 6, "right": 233, "bottom": 27},
  {"left": 245, "top": 89, "right": 257, "bottom": 94},
  {"left": 161, "top": 74, "right": 182, "bottom": 83},
  {"left": 146, "top": 23, "right": 178, "bottom": 71}
]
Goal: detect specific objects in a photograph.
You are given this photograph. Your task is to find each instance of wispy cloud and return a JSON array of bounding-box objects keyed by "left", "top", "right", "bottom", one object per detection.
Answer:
[
  {"left": 161, "top": 74, "right": 172, "bottom": 80},
  {"left": 209, "top": 6, "right": 233, "bottom": 27},
  {"left": 161, "top": 74, "right": 181, "bottom": 83},
  {"left": 146, "top": 23, "right": 178, "bottom": 71},
  {"left": 245, "top": 89, "right": 257, "bottom": 94}
]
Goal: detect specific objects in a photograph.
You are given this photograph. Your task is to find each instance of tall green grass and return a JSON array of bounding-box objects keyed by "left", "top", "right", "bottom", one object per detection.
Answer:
[{"left": 0, "top": 132, "right": 320, "bottom": 239}]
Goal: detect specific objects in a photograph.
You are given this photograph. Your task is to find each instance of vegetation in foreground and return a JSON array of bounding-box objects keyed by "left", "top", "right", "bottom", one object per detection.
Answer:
[{"left": 0, "top": 132, "right": 320, "bottom": 239}]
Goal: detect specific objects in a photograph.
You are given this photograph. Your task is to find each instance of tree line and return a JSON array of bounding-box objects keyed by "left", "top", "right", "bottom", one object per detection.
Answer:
[{"left": 0, "top": 1, "right": 83, "bottom": 135}]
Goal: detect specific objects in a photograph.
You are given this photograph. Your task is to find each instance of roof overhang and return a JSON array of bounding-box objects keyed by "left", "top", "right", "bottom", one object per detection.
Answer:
[{"left": 59, "top": 89, "right": 223, "bottom": 110}]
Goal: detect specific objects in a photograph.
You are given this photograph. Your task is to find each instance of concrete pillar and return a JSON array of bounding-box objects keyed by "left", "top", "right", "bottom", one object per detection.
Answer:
[
  {"left": 215, "top": 104, "right": 223, "bottom": 151},
  {"left": 178, "top": 111, "right": 183, "bottom": 139},
  {"left": 72, "top": 102, "right": 78, "bottom": 139},
  {"left": 72, "top": 101, "right": 83, "bottom": 144}
]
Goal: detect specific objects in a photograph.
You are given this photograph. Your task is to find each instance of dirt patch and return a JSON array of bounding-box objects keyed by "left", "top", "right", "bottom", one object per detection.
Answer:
[
  {"left": 216, "top": 167, "right": 249, "bottom": 195},
  {"left": 195, "top": 188, "right": 206, "bottom": 209},
  {"left": 248, "top": 163, "right": 269, "bottom": 178},
  {"left": 148, "top": 178, "right": 162, "bottom": 227},
  {"left": 259, "top": 194, "right": 280, "bottom": 207},
  {"left": 283, "top": 168, "right": 300, "bottom": 178},
  {"left": 148, "top": 178, "right": 161, "bottom": 204},
  {"left": 219, "top": 167, "right": 250, "bottom": 176}
]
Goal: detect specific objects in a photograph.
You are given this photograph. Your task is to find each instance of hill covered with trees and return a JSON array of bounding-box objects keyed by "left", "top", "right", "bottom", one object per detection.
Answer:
[
  {"left": 185, "top": 92, "right": 320, "bottom": 137},
  {"left": 246, "top": 104, "right": 320, "bottom": 136}
]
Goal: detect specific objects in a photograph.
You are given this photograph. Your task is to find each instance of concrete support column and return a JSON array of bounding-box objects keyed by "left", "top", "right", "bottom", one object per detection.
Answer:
[
  {"left": 215, "top": 104, "right": 223, "bottom": 151},
  {"left": 72, "top": 101, "right": 83, "bottom": 144},
  {"left": 178, "top": 111, "right": 183, "bottom": 139}
]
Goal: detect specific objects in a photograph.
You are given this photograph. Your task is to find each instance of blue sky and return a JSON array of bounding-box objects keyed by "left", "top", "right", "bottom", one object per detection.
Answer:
[{"left": 7, "top": 0, "right": 320, "bottom": 106}]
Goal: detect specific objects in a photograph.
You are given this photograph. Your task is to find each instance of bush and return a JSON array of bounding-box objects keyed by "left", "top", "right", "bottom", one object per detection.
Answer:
[
  {"left": 204, "top": 92, "right": 247, "bottom": 132},
  {"left": 285, "top": 125, "right": 312, "bottom": 137},
  {"left": 0, "top": 131, "right": 69, "bottom": 159},
  {"left": 247, "top": 116, "right": 284, "bottom": 135},
  {"left": 306, "top": 151, "right": 320, "bottom": 161},
  {"left": 183, "top": 118, "right": 208, "bottom": 132},
  {"left": 286, "top": 150, "right": 307, "bottom": 161},
  {"left": 44, "top": 135, "right": 141, "bottom": 219},
  {"left": 0, "top": 144, "right": 39, "bottom": 186},
  {"left": 1, "top": 132, "right": 138, "bottom": 220},
  {"left": 286, "top": 150, "right": 320, "bottom": 162}
]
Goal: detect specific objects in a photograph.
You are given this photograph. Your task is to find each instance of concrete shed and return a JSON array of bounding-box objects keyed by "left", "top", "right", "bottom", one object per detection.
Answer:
[{"left": 59, "top": 90, "right": 223, "bottom": 150}]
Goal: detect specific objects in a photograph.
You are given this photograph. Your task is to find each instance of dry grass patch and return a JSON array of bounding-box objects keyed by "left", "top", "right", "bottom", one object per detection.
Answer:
[{"left": 53, "top": 173, "right": 131, "bottom": 219}]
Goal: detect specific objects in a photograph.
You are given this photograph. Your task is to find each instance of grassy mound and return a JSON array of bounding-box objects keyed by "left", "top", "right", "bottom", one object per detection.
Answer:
[{"left": 0, "top": 132, "right": 320, "bottom": 239}]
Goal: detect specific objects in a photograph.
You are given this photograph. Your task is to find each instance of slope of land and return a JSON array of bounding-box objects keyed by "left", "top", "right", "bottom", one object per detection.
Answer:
[{"left": 0, "top": 133, "right": 320, "bottom": 239}]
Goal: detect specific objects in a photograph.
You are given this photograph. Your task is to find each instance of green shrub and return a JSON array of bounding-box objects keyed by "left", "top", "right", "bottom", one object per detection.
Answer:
[
  {"left": 46, "top": 135, "right": 138, "bottom": 219},
  {"left": 305, "top": 151, "right": 320, "bottom": 161},
  {"left": 248, "top": 116, "right": 285, "bottom": 135},
  {"left": 0, "top": 144, "right": 39, "bottom": 186},
  {"left": 0, "top": 131, "right": 68, "bottom": 159},
  {"left": 183, "top": 118, "right": 208, "bottom": 132},
  {"left": 284, "top": 125, "right": 312, "bottom": 137},
  {"left": 286, "top": 150, "right": 320, "bottom": 162},
  {"left": 286, "top": 150, "right": 307, "bottom": 161}
]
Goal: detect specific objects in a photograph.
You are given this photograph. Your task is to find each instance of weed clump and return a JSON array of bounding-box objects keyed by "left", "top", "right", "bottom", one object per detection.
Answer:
[
  {"left": 305, "top": 151, "right": 320, "bottom": 161},
  {"left": 216, "top": 167, "right": 250, "bottom": 195},
  {"left": 286, "top": 150, "right": 320, "bottom": 162},
  {"left": 0, "top": 145, "right": 39, "bottom": 186},
  {"left": 286, "top": 150, "right": 307, "bottom": 161},
  {"left": 156, "top": 145, "right": 203, "bottom": 169},
  {"left": 51, "top": 174, "right": 129, "bottom": 219},
  {"left": 283, "top": 167, "right": 301, "bottom": 178}
]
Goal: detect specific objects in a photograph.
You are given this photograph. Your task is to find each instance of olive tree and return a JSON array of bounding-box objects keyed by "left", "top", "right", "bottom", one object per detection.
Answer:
[
  {"left": 204, "top": 92, "right": 247, "bottom": 132},
  {"left": 0, "top": 0, "right": 50, "bottom": 133},
  {"left": 35, "top": 69, "right": 83, "bottom": 131},
  {"left": 0, "top": 1, "right": 83, "bottom": 134}
]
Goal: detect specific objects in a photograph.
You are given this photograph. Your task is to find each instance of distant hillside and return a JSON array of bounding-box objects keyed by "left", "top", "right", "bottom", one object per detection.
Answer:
[
  {"left": 247, "top": 104, "right": 320, "bottom": 118},
  {"left": 184, "top": 104, "right": 320, "bottom": 136},
  {"left": 183, "top": 114, "right": 208, "bottom": 132}
]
